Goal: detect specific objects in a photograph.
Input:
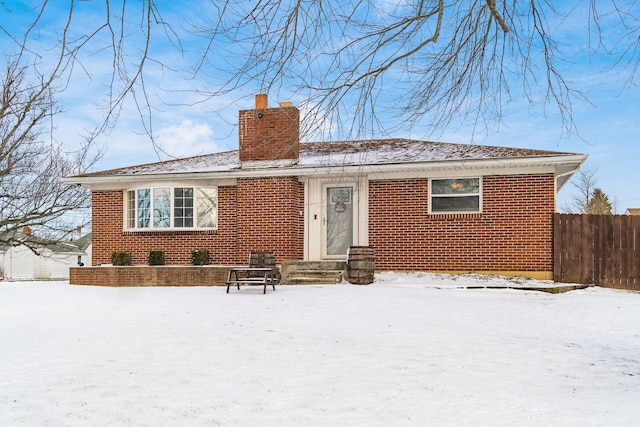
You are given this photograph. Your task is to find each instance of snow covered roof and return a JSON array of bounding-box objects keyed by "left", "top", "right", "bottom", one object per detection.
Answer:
[
  {"left": 0, "top": 232, "right": 89, "bottom": 254},
  {"left": 68, "top": 138, "right": 585, "bottom": 180}
]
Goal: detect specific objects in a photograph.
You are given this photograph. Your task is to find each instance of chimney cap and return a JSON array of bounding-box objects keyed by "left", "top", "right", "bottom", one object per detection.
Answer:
[
  {"left": 279, "top": 102, "right": 294, "bottom": 108},
  {"left": 255, "top": 94, "right": 268, "bottom": 109}
]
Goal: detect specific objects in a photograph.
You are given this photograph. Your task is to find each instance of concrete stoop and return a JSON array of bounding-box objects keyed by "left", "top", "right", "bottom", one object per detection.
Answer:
[{"left": 280, "top": 260, "right": 346, "bottom": 285}]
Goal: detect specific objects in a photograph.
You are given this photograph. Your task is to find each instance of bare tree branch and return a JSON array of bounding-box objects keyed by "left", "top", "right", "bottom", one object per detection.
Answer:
[
  {"left": 0, "top": 1, "right": 639, "bottom": 157},
  {"left": 0, "top": 57, "right": 99, "bottom": 249}
]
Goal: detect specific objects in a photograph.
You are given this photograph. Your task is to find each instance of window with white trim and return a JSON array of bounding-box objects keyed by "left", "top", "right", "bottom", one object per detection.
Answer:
[
  {"left": 430, "top": 178, "right": 481, "bottom": 213},
  {"left": 154, "top": 188, "right": 171, "bottom": 228},
  {"left": 126, "top": 186, "right": 217, "bottom": 230}
]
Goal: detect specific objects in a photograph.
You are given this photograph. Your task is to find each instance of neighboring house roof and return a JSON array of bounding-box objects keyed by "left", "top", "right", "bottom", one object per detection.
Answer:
[
  {"left": 62, "top": 138, "right": 586, "bottom": 189},
  {"left": 70, "top": 233, "right": 92, "bottom": 252},
  {"left": 1, "top": 232, "right": 90, "bottom": 255},
  {"left": 625, "top": 208, "right": 640, "bottom": 215}
]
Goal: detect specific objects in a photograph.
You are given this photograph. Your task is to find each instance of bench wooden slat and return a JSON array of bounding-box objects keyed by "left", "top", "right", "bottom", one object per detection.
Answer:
[{"left": 225, "top": 266, "right": 276, "bottom": 294}]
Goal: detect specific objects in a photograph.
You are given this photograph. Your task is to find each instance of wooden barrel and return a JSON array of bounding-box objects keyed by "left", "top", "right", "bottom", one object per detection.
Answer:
[{"left": 346, "top": 246, "right": 375, "bottom": 285}]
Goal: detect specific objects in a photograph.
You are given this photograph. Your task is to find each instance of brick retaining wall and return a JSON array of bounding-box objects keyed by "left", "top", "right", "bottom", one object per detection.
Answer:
[{"left": 69, "top": 266, "right": 231, "bottom": 287}]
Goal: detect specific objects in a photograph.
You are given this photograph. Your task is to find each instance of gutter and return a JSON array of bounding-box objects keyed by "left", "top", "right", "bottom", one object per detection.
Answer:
[{"left": 60, "top": 154, "right": 588, "bottom": 188}]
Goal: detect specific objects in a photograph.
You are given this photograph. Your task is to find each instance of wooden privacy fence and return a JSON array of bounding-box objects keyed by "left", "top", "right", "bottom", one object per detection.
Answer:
[{"left": 554, "top": 214, "right": 640, "bottom": 290}]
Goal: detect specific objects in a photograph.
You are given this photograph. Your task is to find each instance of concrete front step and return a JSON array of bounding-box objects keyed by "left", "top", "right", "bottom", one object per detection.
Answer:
[
  {"left": 280, "top": 260, "right": 346, "bottom": 285},
  {"left": 283, "top": 273, "right": 343, "bottom": 285}
]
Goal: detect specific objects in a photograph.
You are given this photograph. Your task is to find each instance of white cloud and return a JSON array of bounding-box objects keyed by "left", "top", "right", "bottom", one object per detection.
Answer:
[{"left": 155, "top": 120, "right": 217, "bottom": 159}]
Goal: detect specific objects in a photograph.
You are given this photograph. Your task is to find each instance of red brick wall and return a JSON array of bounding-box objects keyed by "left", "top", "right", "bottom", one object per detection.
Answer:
[
  {"left": 92, "top": 173, "right": 553, "bottom": 272},
  {"left": 91, "top": 186, "right": 238, "bottom": 266},
  {"left": 236, "top": 177, "right": 304, "bottom": 262},
  {"left": 368, "top": 174, "right": 556, "bottom": 273},
  {"left": 91, "top": 178, "right": 304, "bottom": 266},
  {"left": 70, "top": 266, "right": 229, "bottom": 286},
  {"left": 238, "top": 107, "right": 299, "bottom": 161}
]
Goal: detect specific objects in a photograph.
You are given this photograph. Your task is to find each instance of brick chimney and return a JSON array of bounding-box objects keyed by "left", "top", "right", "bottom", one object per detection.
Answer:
[{"left": 238, "top": 94, "right": 299, "bottom": 166}]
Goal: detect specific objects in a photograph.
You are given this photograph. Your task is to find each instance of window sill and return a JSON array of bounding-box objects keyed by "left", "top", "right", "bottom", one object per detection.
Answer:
[
  {"left": 428, "top": 212, "right": 482, "bottom": 220},
  {"left": 123, "top": 228, "right": 218, "bottom": 235}
]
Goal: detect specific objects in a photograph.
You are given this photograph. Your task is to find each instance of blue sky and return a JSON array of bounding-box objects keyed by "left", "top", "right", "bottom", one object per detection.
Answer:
[{"left": 2, "top": 1, "right": 639, "bottom": 212}]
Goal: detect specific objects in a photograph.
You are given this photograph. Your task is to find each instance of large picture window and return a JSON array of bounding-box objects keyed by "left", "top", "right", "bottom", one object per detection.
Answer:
[
  {"left": 126, "top": 186, "right": 217, "bottom": 230},
  {"left": 430, "top": 178, "right": 481, "bottom": 213}
]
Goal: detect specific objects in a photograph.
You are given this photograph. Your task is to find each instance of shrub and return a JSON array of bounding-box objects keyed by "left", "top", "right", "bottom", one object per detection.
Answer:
[
  {"left": 191, "top": 249, "right": 210, "bottom": 265},
  {"left": 111, "top": 252, "right": 132, "bottom": 266},
  {"left": 148, "top": 250, "right": 165, "bottom": 266}
]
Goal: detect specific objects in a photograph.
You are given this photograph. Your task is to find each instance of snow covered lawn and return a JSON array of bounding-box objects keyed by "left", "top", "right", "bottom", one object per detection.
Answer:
[{"left": 1, "top": 274, "right": 639, "bottom": 426}]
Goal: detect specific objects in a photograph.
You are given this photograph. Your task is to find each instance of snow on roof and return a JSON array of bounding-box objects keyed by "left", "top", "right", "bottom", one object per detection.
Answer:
[
  {"left": 72, "top": 138, "right": 581, "bottom": 178},
  {"left": 1, "top": 232, "right": 88, "bottom": 254},
  {"left": 299, "top": 139, "right": 575, "bottom": 168}
]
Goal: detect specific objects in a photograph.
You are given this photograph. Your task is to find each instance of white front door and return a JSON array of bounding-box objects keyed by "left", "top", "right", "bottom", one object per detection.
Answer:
[{"left": 322, "top": 184, "right": 357, "bottom": 258}]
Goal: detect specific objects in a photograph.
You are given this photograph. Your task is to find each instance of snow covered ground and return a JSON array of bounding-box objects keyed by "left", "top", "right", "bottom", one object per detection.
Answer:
[{"left": 1, "top": 273, "right": 639, "bottom": 426}]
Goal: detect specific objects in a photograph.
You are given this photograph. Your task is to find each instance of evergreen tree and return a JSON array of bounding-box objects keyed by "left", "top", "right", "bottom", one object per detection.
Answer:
[{"left": 587, "top": 188, "right": 613, "bottom": 215}]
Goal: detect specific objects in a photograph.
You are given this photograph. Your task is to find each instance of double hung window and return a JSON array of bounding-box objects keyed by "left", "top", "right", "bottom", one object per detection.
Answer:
[
  {"left": 126, "top": 186, "right": 217, "bottom": 230},
  {"left": 430, "top": 178, "right": 481, "bottom": 213}
]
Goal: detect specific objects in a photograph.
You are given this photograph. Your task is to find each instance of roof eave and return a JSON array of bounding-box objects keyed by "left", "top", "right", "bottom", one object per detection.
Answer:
[{"left": 60, "top": 154, "right": 588, "bottom": 187}]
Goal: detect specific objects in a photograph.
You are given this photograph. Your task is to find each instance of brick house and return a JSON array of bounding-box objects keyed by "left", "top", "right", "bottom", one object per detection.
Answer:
[{"left": 62, "top": 94, "right": 586, "bottom": 281}]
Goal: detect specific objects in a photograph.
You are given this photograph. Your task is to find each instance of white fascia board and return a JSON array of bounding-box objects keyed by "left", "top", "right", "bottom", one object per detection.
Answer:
[
  {"left": 60, "top": 175, "right": 238, "bottom": 191},
  {"left": 60, "top": 154, "right": 587, "bottom": 189},
  {"left": 299, "top": 155, "right": 588, "bottom": 180}
]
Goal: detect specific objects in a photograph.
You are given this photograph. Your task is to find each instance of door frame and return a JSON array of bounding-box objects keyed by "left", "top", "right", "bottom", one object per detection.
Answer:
[{"left": 303, "top": 176, "right": 369, "bottom": 261}]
